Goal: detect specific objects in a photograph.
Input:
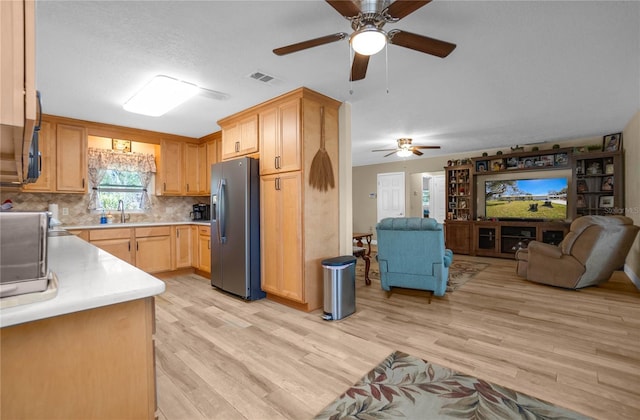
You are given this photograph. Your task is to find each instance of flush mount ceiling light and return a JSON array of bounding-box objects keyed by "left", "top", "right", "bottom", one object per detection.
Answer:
[
  {"left": 350, "top": 25, "right": 387, "bottom": 56},
  {"left": 123, "top": 75, "right": 200, "bottom": 117}
]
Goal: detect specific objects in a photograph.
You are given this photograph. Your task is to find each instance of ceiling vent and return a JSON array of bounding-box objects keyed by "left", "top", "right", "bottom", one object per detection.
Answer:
[{"left": 247, "top": 71, "right": 281, "bottom": 86}]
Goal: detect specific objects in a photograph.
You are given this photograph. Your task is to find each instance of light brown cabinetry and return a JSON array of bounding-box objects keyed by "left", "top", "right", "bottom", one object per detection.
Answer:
[
  {"left": 0, "top": 298, "right": 157, "bottom": 419},
  {"left": 56, "top": 123, "right": 88, "bottom": 192},
  {"left": 135, "top": 226, "right": 172, "bottom": 273},
  {"left": 219, "top": 114, "right": 258, "bottom": 160},
  {"left": 197, "top": 225, "right": 211, "bottom": 273},
  {"left": 250, "top": 88, "right": 340, "bottom": 311},
  {"left": 184, "top": 143, "right": 200, "bottom": 195},
  {"left": 259, "top": 98, "right": 301, "bottom": 175},
  {"left": 174, "top": 225, "right": 192, "bottom": 269},
  {"left": 260, "top": 172, "right": 304, "bottom": 302},
  {"left": 156, "top": 139, "right": 183, "bottom": 195},
  {"left": 89, "top": 228, "right": 134, "bottom": 265},
  {"left": 0, "top": 0, "right": 36, "bottom": 185}
]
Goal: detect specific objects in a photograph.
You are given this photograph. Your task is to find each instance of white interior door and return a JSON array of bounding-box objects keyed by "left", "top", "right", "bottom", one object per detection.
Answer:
[
  {"left": 377, "top": 172, "right": 405, "bottom": 222},
  {"left": 429, "top": 174, "right": 446, "bottom": 223}
]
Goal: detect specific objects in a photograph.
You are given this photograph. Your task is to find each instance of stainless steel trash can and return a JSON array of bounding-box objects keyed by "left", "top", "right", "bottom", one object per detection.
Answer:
[{"left": 321, "top": 256, "right": 356, "bottom": 321}]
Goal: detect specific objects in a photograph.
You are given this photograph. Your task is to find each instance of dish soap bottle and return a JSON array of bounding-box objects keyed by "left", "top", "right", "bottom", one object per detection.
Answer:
[{"left": 100, "top": 210, "right": 107, "bottom": 224}]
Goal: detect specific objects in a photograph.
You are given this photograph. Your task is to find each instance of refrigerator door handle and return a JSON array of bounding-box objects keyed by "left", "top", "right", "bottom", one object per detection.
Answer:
[{"left": 219, "top": 178, "right": 227, "bottom": 244}]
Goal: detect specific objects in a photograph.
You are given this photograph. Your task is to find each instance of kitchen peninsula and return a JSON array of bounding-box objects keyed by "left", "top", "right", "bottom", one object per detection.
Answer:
[{"left": 0, "top": 233, "right": 165, "bottom": 419}]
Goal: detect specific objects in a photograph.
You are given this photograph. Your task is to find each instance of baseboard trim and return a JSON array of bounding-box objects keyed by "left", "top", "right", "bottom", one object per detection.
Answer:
[{"left": 624, "top": 264, "right": 640, "bottom": 290}]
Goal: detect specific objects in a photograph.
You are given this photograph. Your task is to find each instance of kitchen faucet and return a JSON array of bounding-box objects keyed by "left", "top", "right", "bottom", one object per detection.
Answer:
[{"left": 117, "top": 200, "right": 126, "bottom": 223}]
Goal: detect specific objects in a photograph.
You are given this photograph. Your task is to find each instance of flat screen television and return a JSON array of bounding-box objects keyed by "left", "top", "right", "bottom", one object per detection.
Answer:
[{"left": 485, "top": 178, "right": 568, "bottom": 221}]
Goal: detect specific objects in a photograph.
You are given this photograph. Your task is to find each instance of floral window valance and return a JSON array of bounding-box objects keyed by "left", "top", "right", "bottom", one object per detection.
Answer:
[
  {"left": 88, "top": 147, "right": 156, "bottom": 172},
  {"left": 87, "top": 147, "right": 157, "bottom": 210}
]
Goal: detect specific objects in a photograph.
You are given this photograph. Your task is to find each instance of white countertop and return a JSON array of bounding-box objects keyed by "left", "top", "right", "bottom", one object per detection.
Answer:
[
  {"left": 0, "top": 235, "right": 166, "bottom": 328},
  {"left": 65, "top": 221, "right": 210, "bottom": 229}
]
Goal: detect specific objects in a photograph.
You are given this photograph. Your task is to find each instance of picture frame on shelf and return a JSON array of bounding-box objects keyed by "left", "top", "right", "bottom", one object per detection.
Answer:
[
  {"left": 540, "top": 155, "right": 554, "bottom": 167},
  {"left": 576, "top": 194, "right": 585, "bottom": 208},
  {"left": 554, "top": 152, "right": 569, "bottom": 166},
  {"left": 601, "top": 176, "right": 614, "bottom": 191},
  {"left": 506, "top": 157, "right": 519, "bottom": 170},
  {"left": 599, "top": 196, "right": 614, "bottom": 208},
  {"left": 490, "top": 159, "right": 504, "bottom": 171},
  {"left": 577, "top": 179, "right": 588, "bottom": 193},
  {"left": 112, "top": 139, "right": 131, "bottom": 152},
  {"left": 475, "top": 160, "right": 488, "bottom": 173},
  {"left": 602, "top": 133, "right": 622, "bottom": 152}
]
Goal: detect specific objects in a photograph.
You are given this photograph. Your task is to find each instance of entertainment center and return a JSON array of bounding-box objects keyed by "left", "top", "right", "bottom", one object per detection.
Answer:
[{"left": 444, "top": 144, "right": 624, "bottom": 258}]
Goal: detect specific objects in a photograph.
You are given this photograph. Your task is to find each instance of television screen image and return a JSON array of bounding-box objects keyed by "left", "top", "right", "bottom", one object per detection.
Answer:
[{"left": 485, "top": 178, "right": 568, "bottom": 220}]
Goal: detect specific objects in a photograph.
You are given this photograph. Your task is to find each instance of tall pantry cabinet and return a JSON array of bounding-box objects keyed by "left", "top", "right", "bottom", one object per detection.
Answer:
[{"left": 221, "top": 87, "right": 340, "bottom": 312}]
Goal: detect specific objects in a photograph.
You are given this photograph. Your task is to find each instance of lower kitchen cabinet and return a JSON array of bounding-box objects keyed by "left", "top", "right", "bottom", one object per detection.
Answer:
[
  {"left": 173, "top": 225, "right": 192, "bottom": 269},
  {"left": 197, "top": 225, "right": 211, "bottom": 273},
  {"left": 135, "top": 226, "right": 172, "bottom": 273},
  {"left": 89, "top": 228, "right": 134, "bottom": 264},
  {"left": 0, "top": 297, "right": 157, "bottom": 419}
]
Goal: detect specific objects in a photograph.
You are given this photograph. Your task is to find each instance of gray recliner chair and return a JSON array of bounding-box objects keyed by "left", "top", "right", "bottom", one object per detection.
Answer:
[{"left": 515, "top": 215, "right": 639, "bottom": 289}]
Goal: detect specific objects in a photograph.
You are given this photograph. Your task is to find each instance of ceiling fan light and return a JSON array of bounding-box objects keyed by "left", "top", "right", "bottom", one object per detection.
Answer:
[
  {"left": 350, "top": 27, "right": 387, "bottom": 56},
  {"left": 396, "top": 149, "right": 413, "bottom": 157},
  {"left": 123, "top": 75, "right": 199, "bottom": 117}
]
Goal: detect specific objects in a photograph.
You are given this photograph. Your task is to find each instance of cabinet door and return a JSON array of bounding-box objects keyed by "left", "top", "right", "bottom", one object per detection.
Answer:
[
  {"left": 22, "top": 120, "right": 55, "bottom": 191},
  {"left": 260, "top": 176, "right": 279, "bottom": 294},
  {"left": 278, "top": 98, "right": 301, "bottom": 173},
  {"left": 260, "top": 172, "right": 303, "bottom": 302},
  {"left": 56, "top": 123, "right": 87, "bottom": 192},
  {"left": 202, "top": 139, "right": 219, "bottom": 195},
  {"left": 183, "top": 143, "right": 199, "bottom": 195},
  {"left": 445, "top": 222, "right": 471, "bottom": 255},
  {"left": 158, "top": 139, "right": 183, "bottom": 195},
  {"left": 92, "top": 238, "right": 134, "bottom": 265},
  {"left": 136, "top": 236, "right": 172, "bottom": 273},
  {"left": 238, "top": 115, "right": 258, "bottom": 155},
  {"left": 197, "top": 227, "right": 211, "bottom": 272},
  {"left": 221, "top": 124, "right": 239, "bottom": 160},
  {"left": 174, "top": 225, "right": 192, "bottom": 269},
  {"left": 259, "top": 107, "right": 278, "bottom": 175},
  {"left": 279, "top": 172, "right": 303, "bottom": 301}
]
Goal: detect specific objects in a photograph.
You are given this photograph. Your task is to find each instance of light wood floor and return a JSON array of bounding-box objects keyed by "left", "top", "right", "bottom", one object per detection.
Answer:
[{"left": 154, "top": 255, "right": 640, "bottom": 420}]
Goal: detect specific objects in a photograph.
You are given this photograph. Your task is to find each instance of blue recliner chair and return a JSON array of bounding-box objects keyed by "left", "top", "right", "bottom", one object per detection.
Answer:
[{"left": 375, "top": 217, "right": 453, "bottom": 301}]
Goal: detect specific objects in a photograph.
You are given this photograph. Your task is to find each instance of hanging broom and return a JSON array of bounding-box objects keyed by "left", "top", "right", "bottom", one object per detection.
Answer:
[{"left": 309, "top": 106, "right": 335, "bottom": 192}]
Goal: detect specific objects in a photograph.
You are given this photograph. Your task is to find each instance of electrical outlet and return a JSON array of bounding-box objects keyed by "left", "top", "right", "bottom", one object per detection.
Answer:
[{"left": 62, "top": 207, "right": 69, "bottom": 216}]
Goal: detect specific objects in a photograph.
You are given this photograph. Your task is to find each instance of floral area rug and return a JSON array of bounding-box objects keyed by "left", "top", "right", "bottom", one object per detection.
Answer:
[
  {"left": 314, "top": 351, "right": 590, "bottom": 420},
  {"left": 355, "top": 248, "right": 488, "bottom": 292}
]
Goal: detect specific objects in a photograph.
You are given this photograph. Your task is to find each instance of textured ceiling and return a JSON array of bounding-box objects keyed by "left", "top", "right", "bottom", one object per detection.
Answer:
[{"left": 36, "top": 1, "right": 640, "bottom": 167}]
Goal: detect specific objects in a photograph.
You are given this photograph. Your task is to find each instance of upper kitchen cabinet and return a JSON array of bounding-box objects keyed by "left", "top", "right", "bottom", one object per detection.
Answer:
[
  {"left": 259, "top": 98, "right": 301, "bottom": 175},
  {"left": 219, "top": 114, "right": 258, "bottom": 160},
  {"left": 199, "top": 131, "right": 221, "bottom": 195},
  {"left": 56, "top": 124, "right": 88, "bottom": 192},
  {"left": 157, "top": 139, "right": 211, "bottom": 196},
  {"left": 156, "top": 139, "right": 183, "bottom": 195},
  {"left": 1, "top": 0, "right": 36, "bottom": 185}
]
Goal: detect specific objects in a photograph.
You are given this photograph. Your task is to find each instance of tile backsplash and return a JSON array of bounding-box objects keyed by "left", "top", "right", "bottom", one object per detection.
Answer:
[{"left": 0, "top": 191, "right": 207, "bottom": 226}]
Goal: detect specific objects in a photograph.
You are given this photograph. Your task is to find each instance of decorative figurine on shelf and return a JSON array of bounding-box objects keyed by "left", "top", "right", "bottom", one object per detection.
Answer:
[{"left": 587, "top": 162, "right": 601, "bottom": 175}]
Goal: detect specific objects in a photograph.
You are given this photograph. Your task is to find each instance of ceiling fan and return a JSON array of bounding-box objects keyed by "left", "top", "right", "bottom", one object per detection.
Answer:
[
  {"left": 273, "top": 0, "right": 456, "bottom": 81},
  {"left": 373, "top": 138, "right": 441, "bottom": 157}
]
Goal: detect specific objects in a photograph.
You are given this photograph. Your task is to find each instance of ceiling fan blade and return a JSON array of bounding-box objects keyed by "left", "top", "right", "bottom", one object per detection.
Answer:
[
  {"left": 415, "top": 145, "right": 441, "bottom": 149},
  {"left": 325, "top": 0, "right": 361, "bottom": 18},
  {"left": 350, "top": 53, "right": 370, "bottom": 81},
  {"left": 384, "top": 151, "right": 399, "bottom": 157},
  {"left": 412, "top": 149, "right": 424, "bottom": 156},
  {"left": 273, "top": 32, "right": 347, "bottom": 56},
  {"left": 385, "top": 1, "right": 431, "bottom": 20},
  {"left": 389, "top": 30, "right": 456, "bottom": 58},
  {"left": 372, "top": 148, "right": 397, "bottom": 152}
]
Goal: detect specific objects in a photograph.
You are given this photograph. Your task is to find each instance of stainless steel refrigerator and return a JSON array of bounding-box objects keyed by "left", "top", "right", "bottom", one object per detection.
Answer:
[{"left": 210, "top": 157, "right": 264, "bottom": 300}]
